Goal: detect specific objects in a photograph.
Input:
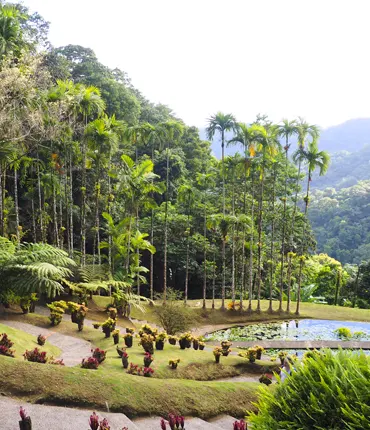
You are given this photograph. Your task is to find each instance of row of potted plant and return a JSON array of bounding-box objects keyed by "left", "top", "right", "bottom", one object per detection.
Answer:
[
  {"left": 126, "top": 362, "right": 154, "bottom": 377},
  {"left": 237, "top": 345, "right": 265, "bottom": 363},
  {"left": 46, "top": 300, "right": 89, "bottom": 330}
]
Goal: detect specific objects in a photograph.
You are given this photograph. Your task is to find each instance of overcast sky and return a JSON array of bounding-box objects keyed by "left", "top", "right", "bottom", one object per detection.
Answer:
[{"left": 21, "top": 0, "right": 370, "bottom": 129}]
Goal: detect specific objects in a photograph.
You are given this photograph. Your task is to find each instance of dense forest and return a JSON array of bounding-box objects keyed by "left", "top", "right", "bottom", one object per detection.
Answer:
[{"left": 1, "top": 1, "right": 369, "bottom": 312}]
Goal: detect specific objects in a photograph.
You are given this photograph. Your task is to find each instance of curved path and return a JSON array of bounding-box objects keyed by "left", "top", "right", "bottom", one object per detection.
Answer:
[{"left": 0, "top": 320, "right": 92, "bottom": 367}]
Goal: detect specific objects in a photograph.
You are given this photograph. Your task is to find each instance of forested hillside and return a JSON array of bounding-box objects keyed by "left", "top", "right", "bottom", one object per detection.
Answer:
[{"left": 2, "top": 0, "right": 368, "bottom": 313}]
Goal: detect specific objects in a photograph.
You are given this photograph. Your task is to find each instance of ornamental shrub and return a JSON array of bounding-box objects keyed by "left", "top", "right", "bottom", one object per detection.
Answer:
[
  {"left": 92, "top": 348, "right": 106, "bottom": 363},
  {"left": 23, "top": 348, "right": 47, "bottom": 363},
  {"left": 81, "top": 357, "right": 99, "bottom": 369},
  {"left": 248, "top": 349, "right": 370, "bottom": 429}
]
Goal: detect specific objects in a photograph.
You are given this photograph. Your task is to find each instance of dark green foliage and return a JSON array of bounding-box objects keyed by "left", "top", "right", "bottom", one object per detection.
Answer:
[{"left": 249, "top": 349, "right": 370, "bottom": 429}]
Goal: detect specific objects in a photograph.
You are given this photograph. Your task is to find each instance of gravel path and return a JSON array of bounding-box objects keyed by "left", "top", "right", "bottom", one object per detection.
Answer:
[
  {"left": 0, "top": 320, "right": 92, "bottom": 367},
  {"left": 0, "top": 396, "right": 138, "bottom": 430}
]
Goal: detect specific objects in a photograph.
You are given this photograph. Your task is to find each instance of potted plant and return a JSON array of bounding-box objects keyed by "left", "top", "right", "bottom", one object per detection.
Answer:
[
  {"left": 112, "top": 329, "right": 120, "bottom": 345},
  {"left": 81, "top": 357, "right": 99, "bottom": 369},
  {"left": 233, "top": 419, "right": 246, "bottom": 430},
  {"left": 108, "top": 307, "right": 118, "bottom": 320},
  {"left": 68, "top": 301, "right": 80, "bottom": 323},
  {"left": 37, "top": 334, "right": 46, "bottom": 346},
  {"left": 116, "top": 345, "right": 126, "bottom": 357},
  {"left": 169, "top": 358, "right": 180, "bottom": 369},
  {"left": 178, "top": 333, "right": 192, "bottom": 349},
  {"left": 19, "top": 407, "right": 32, "bottom": 430},
  {"left": 139, "top": 324, "right": 157, "bottom": 336},
  {"left": 199, "top": 341, "right": 205, "bottom": 351},
  {"left": 93, "top": 323, "right": 101, "bottom": 329},
  {"left": 192, "top": 337, "right": 199, "bottom": 350},
  {"left": 121, "top": 351, "right": 129, "bottom": 369},
  {"left": 92, "top": 348, "right": 106, "bottom": 364},
  {"left": 278, "top": 351, "right": 288, "bottom": 365},
  {"left": 155, "top": 332, "right": 167, "bottom": 350},
  {"left": 255, "top": 345, "right": 265, "bottom": 360},
  {"left": 123, "top": 333, "right": 133, "bottom": 348},
  {"left": 101, "top": 318, "right": 116, "bottom": 338},
  {"left": 47, "top": 301, "right": 68, "bottom": 326},
  {"left": 168, "top": 335, "right": 177, "bottom": 346},
  {"left": 139, "top": 333, "right": 155, "bottom": 354},
  {"left": 259, "top": 373, "right": 273, "bottom": 386},
  {"left": 246, "top": 347, "right": 258, "bottom": 363},
  {"left": 126, "top": 327, "right": 135, "bottom": 334},
  {"left": 29, "top": 293, "right": 38, "bottom": 313},
  {"left": 144, "top": 351, "right": 153, "bottom": 367},
  {"left": 213, "top": 347, "right": 222, "bottom": 363},
  {"left": 143, "top": 367, "right": 154, "bottom": 377}
]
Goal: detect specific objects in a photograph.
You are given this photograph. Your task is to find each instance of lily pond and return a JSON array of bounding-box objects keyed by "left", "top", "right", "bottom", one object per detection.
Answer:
[{"left": 206, "top": 319, "right": 370, "bottom": 342}]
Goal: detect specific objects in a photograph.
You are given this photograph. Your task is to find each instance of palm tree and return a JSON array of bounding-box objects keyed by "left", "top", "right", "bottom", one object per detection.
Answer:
[
  {"left": 287, "top": 119, "right": 319, "bottom": 312},
  {"left": 250, "top": 124, "right": 279, "bottom": 313},
  {"left": 86, "top": 115, "right": 120, "bottom": 265},
  {"left": 206, "top": 112, "right": 236, "bottom": 309},
  {"left": 157, "top": 121, "right": 184, "bottom": 304},
  {"left": 293, "top": 140, "right": 330, "bottom": 315},
  {"left": 0, "top": 5, "right": 24, "bottom": 58},
  {"left": 277, "top": 119, "right": 299, "bottom": 312},
  {"left": 178, "top": 183, "right": 195, "bottom": 305}
]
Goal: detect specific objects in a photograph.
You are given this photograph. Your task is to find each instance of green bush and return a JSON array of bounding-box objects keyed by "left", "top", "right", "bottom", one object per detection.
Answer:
[
  {"left": 249, "top": 349, "right": 370, "bottom": 429},
  {"left": 334, "top": 327, "right": 352, "bottom": 339}
]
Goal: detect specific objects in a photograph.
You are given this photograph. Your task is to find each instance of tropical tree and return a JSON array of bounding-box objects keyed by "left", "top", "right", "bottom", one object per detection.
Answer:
[
  {"left": 277, "top": 119, "right": 298, "bottom": 312},
  {"left": 157, "top": 120, "right": 184, "bottom": 303},
  {"left": 293, "top": 140, "right": 330, "bottom": 314},
  {"left": 206, "top": 112, "right": 236, "bottom": 309}
]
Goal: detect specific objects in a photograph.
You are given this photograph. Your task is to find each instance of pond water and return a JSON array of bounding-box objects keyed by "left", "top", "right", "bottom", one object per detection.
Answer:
[{"left": 206, "top": 319, "right": 370, "bottom": 342}]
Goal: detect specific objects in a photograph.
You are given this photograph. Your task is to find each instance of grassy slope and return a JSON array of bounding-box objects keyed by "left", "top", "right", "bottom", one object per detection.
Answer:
[
  {"left": 0, "top": 356, "right": 260, "bottom": 418},
  {"left": 93, "top": 297, "right": 370, "bottom": 327},
  {"left": 0, "top": 323, "right": 61, "bottom": 359}
]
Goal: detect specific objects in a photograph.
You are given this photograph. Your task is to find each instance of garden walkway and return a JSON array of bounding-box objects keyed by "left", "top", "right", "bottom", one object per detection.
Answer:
[{"left": 0, "top": 320, "right": 92, "bottom": 366}]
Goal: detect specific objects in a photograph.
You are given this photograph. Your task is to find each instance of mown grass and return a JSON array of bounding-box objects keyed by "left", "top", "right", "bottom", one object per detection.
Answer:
[
  {"left": 0, "top": 322, "right": 61, "bottom": 359},
  {"left": 0, "top": 355, "right": 261, "bottom": 418},
  {"left": 92, "top": 297, "right": 370, "bottom": 326}
]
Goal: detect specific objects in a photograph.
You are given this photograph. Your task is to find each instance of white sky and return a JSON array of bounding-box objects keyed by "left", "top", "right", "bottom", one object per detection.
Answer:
[{"left": 21, "top": 0, "right": 370, "bottom": 128}]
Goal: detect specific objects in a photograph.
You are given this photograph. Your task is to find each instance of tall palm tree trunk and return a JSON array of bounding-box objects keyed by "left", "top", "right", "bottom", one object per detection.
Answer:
[
  {"left": 36, "top": 151, "right": 44, "bottom": 242},
  {"left": 0, "top": 164, "right": 3, "bottom": 236},
  {"left": 295, "top": 172, "right": 311, "bottom": 315},
  {"left": 163, "top": 145, "right": 170, "bottom": 304},
  {"left": 280, "top": 143, "right": 289, "bottom": 312},
  {"left": 248, "top": 172, "right": 255, "bottom": 313},
  {"left": 268, "top": 165, "right": 277, "bottom": 313},
  {"left": 231, "top": 170, "right": 236, "bottom": 305},
  {"left": 287, "top": 158, "right": 303, "bottom": 307},
  {"left": 150, "top": 145, "right": 155, "bottom": 301},
  {"left": 221, "top": 130, "right": 226, "bottom": 310},
  {"left": 212, "top": 250, "right": 216, "bottom": 310},
  {"left": 107, "top": 154, "right": 112, "bottom": 273},
  {"left": 52, "top": 172, "right": 59, "bottom": 247},
  {"left": 184, "top": 208, "right": 190, "bottom": 305},
  {"left": 31, "top": 189, "right": 37, "bottom": 243},
  {"left": 202, "top": 198, "right": 207, "bottom": 309},
  {"left": 14, "top": 168, "right": 20, "bottom": 245},
  {"left": 256, "top": 176, "right": 265, "bottom": 313},
  {"left": 69, "top": 151, "right": 74, "bottom": 256}
]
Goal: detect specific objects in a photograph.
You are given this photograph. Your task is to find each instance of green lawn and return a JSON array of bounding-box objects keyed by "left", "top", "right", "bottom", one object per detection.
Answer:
[
  {"left": 0, "top": 323, "right": 61, "bottom": 359},
  {"left": 0, "top": 355, "right": 260, "bottom": 418},
  {"left": 93, "top": 297, "right": 370, "bottom": 325}
]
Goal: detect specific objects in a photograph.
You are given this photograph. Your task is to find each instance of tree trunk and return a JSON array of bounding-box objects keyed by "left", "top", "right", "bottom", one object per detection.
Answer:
[
  {"left": 295, "top": 172, "right": 311, "bottom": 315},
  {"left": 231, "top": 169, "right": 235, "bottom": 305},
  {"left": 31, "top": 190, "right": 37, "bottom": 243},
  {"left": 163, "top": 144, "right": 170, "bottom": 304},
  {"left": 221, "top": 130, "right": 226, "bottom": 310},
  {"left": 36, "top": 151, "right": 44, "bottom": 242},
  {"left": 202, "top": 198, "right": 207, "bottom": 309},
  {"left": 14, "top": 168, "right": 20, "bottom": 245},
  {"left": 52, "top": 172, "right": 59, "bottom": 247},
  {"left": 69, "top": 151, "right": 74, "bottom": 256},
  {"left": 65, "top": 170, "right": 70, "bottom": 256},
  {"left": 353, "top": 265, "right": 361, "bottom": 308},
  {"left": 268, "top": 165, "right": 277, "bottom": 313},
  {"left": 280, "top": 144, "right": 289, "bottom": 312},
  {"left": 81, "top": 128, "right": 87, "bottom": 266},
  {"left": 107, "top": 154, "right": 112, "bottom": 274},
  {"left": 212, "top": 251, "right": 216, "bottom": 310},
  {"left": 248, "top": 172, "right": 255, "bottom": 313},
  {"left": 256, "top": 176, "right": 265, "bottom": 313},
  {"left": 150, "top": 145, "right": 155, "bottom": 301},
  {"left": 0, "top": 164, "right": 3, "bottom": 236}
]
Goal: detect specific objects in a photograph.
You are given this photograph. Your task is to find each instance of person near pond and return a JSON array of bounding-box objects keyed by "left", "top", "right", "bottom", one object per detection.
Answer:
[{"left": 280, "top": 357, "right": 292, "bottom": 383}]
